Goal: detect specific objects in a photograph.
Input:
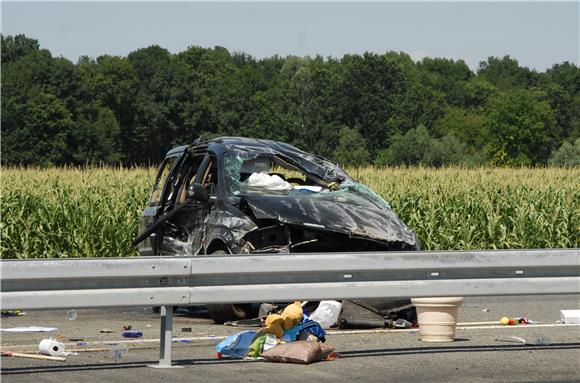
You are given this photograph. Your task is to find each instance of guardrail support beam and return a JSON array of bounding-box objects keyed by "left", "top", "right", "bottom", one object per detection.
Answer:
[{"left": 148, "top": 306, "right": 182, "bottom": 369}]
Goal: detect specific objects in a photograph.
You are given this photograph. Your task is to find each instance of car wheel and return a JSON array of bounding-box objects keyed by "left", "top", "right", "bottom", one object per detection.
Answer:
[{"left": 206, "top": 250, "right": 252, "bottom": 324}]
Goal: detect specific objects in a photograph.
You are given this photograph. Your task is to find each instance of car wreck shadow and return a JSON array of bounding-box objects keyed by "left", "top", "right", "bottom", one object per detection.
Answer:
[
  {"left": 3, "top": 343, "right": 579, "bottom": 375},
  {"left": 338, "top": 342, "right": 580, "bottom": 359}
]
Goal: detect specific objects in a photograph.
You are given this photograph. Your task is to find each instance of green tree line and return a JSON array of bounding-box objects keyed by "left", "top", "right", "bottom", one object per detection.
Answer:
[{"left": 2, "top": 34, "right": 579, "bottom": 167}]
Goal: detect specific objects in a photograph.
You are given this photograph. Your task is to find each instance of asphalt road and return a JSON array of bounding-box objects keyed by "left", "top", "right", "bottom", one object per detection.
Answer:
[{"left": 1, "top": 295, "right": 579, "bottom": 383}]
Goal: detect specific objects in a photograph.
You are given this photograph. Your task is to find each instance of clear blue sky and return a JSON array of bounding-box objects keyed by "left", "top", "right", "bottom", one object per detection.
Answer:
[{"left": 2, "top": 1, "right": 578, "bottom": 71}]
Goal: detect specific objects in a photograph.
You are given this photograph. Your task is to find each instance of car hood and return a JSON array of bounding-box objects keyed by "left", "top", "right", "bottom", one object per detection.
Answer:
[{"left": 242, "top": 194, "right": 419, "bottom": 248}]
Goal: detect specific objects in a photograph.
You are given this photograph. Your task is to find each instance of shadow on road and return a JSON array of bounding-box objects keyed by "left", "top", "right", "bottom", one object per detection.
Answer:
[
  {"left": 339, "top": 342, "right": 580, "bottom": 358},
  {"left": 2, "top": 342, "right": 579, "bottom": 375}
]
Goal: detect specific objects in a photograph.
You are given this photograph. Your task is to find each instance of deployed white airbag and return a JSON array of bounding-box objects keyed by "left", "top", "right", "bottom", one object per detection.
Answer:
[{"left": 247, "top": 172, "right": 293, "bottom": 191}]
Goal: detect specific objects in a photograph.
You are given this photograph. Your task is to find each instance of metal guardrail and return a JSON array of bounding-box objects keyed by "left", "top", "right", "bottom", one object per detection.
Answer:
[{"left": 1, "top": 249, "right": 579, "bottom": 368}]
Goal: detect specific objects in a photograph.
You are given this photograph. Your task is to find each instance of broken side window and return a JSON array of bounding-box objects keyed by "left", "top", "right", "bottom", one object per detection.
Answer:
[
  {"left": 337, "top": 180, "right": 392, "bottom": 211},
  {"left": 150, "top": 155, "right": 179, "bottom": 206}
]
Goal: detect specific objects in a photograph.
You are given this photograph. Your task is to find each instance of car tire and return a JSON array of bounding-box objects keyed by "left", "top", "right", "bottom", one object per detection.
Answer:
[{"left": 206, "top": 250, "right": 252, "bottom": 324}]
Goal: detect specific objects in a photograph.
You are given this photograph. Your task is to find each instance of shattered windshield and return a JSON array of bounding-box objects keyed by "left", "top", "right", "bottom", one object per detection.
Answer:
[{"left": 224, "top": 151, "right": 391, "bottom": 211}]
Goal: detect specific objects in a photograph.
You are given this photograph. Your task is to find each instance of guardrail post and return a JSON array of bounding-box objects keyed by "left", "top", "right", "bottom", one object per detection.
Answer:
[{"left": 148, "top": 306, "right": 183, "bottom": 369}]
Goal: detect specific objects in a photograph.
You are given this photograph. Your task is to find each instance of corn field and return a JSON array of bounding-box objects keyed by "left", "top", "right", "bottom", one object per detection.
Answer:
[{"left": 1, "top": 166, "right": 578, "bottom": 259}]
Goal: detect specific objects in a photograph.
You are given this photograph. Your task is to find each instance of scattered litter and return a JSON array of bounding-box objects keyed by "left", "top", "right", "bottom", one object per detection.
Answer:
[
  {"left": 121, "top": 331, "right": 143, "bottom": 338},
  {"left": 146, "top": 325, "right": 152, "bottom": 328},
  {"left": 69, "top": 338, "right": 84, "bottom": 342},
  {"left": 297, "top": 333, "right": 319, "bottom": 342},
  {"left": 495, "top": 335, "right": 553, "bottom": 346},
  {"left": 224, "top": 318, "right": 262, "bottom": 327},
  {"left": 108, "top": 344, "right": 127, "bottom": 361},
  {"left": 66, "top": 310, "right": 78, "bottom": 321},
  {"left": 179, "top": 339, "right": 191, "bottom": 344},
  {"left": 39, "top": 338, "right": 77, "bottom": 356},
  {"left": 247, "top": 334, "right": 278, "bottom": 357},
  {"left": 181, "top": 328, "right": 193, "bottom": 332},
  {"left": 216, "top": 331, "right": 259, "bottom": 358},
  {"left": 56, "top": 335, "right": 66, "bottom": 342},
  {"left": 499, "top": 316, "right": 536, "bottom": 325},
  {"left": 1, "top": 351, "right": 66, "bottom": 362},
  {"left": 1, "top": 310, "right": 26, "bottom": 317},
  {"left": 339, "top": 300, "right": 385, "bottom": 329},
  {"left": 495, "top": 335, "right": 527, "bottom": 344},
  {"left": 261, "top": 341, "right": 335, "bottom": 364},
  {"left": 560, "top": 310, "right": 580, "bottom": 324},
  {"left": 217, "top": 301, "right": 335, "bottom": 363},
  {"left": 482, "top": 308, "right": 491, "bottom": 312},
  {"left": 123, "top": 325, "right": 132, "bottom": 331},
  {"left": 309, "top": 300, "right": 342, "bottom": 329},
  {"left": 99, "top": 328, "right": 115, "bottom": 333},
  {"left": 77, "top": 342, "right": 88, "bottom": 346},
  {"left": 532, "top": 337, "right": 551, "bottom": 346},
  {"left": 393, "top": 319, "right": 413, "bottom": 329},
  {"left": 258, "top": 303, "right": 276, "bottom": 318},
  {"left": 0, "top": 326, "right": 57, "bottom": 333}
]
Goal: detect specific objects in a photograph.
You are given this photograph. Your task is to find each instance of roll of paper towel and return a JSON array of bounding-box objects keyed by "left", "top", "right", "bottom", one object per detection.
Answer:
[{"left": 39, "top": 338, "right": 67, "bottom": 356}]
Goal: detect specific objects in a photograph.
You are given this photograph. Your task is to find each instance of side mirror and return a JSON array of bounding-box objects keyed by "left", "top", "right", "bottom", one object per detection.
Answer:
[{"left": 187, "top": 183, "right": 209, "bottom": 202}]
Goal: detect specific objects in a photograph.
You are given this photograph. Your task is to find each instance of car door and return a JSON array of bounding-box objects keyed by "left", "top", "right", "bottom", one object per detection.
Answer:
[
  {"left": 155, "top": 151, "right": 209, "bottom": 255},
  {"left": 137, "top": 152, "right": 183, "bottom": 256}
]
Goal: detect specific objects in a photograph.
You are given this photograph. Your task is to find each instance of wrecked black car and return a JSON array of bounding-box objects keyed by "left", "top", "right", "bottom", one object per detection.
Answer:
[{"left": 134, "top": 137, "right": 420, "bottom": 323}]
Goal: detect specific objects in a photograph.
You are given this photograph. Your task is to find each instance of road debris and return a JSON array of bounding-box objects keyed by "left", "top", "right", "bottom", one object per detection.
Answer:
[
  {"left": 1, "top": 310, "right": 26, "bottom": 317},
  {"left": 39, "top": 338, "right": 77, "bottom": 356},
  {"left": 390, "top": 318, "right": 413, "bottom": 329},
  {"left": 495, "top": 335, "right": 552, "bottom": 346},
  {"left": 1, "top": 351, "right": 66, "bottom": 362},
  {"left": 532, "top": 336, "right": 552, "bottom": 345},
  {"left": 99, "top": 328, "right": 115, "bottom": 333},
  {"left": 499, "top": 317, "right": 538, "bottom": 325},
  {"left": 108, "top": 344, "right": 127, "bottom": 361},
  {"left": 261, "top": 341, "right": 336, "bottom": 364},
  {"left": 216, "top": 301, "right": 334, "bottom": 364},
  {"left": 66, "top": 310, "right": 78, "bottom": 321},
  {"left": 121, "top": 331, "right": 143, "bottom": 338},
  {"left": 560, "top": 310, "right": 580, "bottom": 324},
  {"left": 309, "top": 300, "right": 342, "bottom": 329},
  {"left": 224, "top": 318, "right": 263, "bottom": 327},
  {"left": 495, "top": 335, "right": 527, "bottom": 344}
]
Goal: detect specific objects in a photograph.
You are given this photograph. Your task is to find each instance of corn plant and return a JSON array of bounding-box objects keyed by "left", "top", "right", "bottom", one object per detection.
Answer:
[{"left": 1, "top": 166, "right": 578, "bottom": 258}]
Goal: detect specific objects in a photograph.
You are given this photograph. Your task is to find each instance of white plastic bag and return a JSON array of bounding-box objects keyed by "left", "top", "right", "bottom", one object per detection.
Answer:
[
  {"left": 309, "top": 300, "right": 342, "bottom": 329},
  {"left": 247, "top": 173, "right": 292, "bottom": 191}
]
